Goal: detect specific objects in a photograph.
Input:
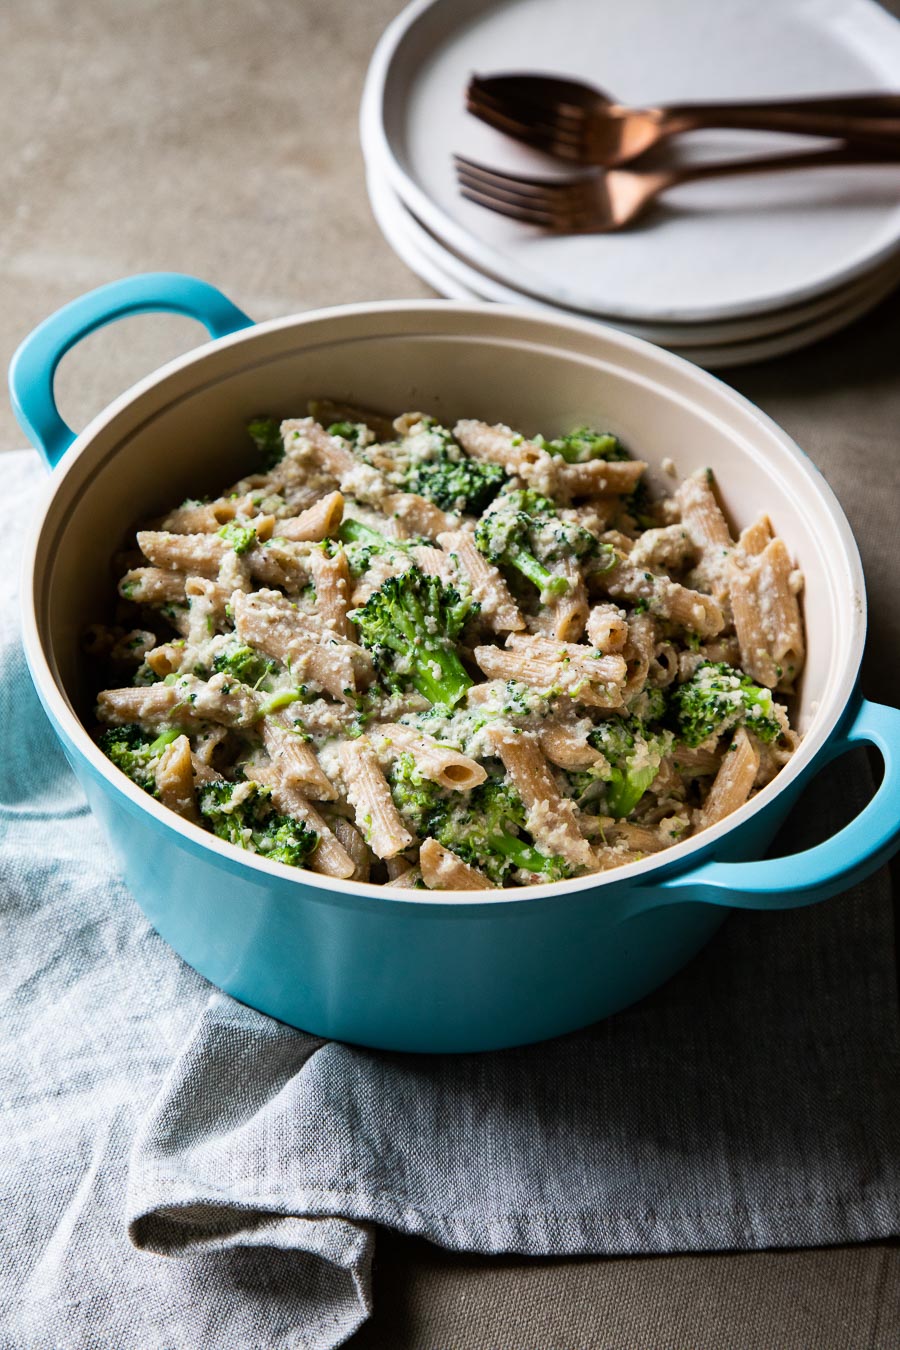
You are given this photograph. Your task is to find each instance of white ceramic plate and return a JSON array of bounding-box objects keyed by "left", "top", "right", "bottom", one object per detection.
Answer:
[
  {"left": 366, "top": 169, "right": 898, "bottom": 368},
  {"left": 363, "top": 0, "right": 900, "bottom": 324},
  {"left": 365, "top": 157, "right": 900, "bottom": 346}
]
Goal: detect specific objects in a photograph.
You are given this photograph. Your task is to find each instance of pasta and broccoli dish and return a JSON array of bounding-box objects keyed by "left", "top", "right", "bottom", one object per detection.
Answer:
[{"left": 86, "top": 403, "right": 805, "bottom": 890}]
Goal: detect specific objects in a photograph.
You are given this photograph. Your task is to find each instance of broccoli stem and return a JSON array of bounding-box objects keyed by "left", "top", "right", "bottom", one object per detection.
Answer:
[
  {"left": 489, "top": 828, "right": 561, "bottom": 876},
  {"left": 507, "top": 547, "right": 570, "bottom": 599},
  {"left": 409, "top": 645, "right": 473, "bottom": 708},
  {"left": 338, "top": 518, "right": 389, "bottom": 548}
]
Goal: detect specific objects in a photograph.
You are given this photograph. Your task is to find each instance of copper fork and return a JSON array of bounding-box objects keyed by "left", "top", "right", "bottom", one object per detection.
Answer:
[
  {"left": 454, "top": 146, "right": 900, "bottom": 233},
  {"left": 468, "top": 74, "right": 900, "bottom": 167}
]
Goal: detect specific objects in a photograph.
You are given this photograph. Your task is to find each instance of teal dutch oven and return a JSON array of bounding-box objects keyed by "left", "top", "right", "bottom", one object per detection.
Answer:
[{"left": 9, "top": 273, "right": 900, "bottom": 1052}]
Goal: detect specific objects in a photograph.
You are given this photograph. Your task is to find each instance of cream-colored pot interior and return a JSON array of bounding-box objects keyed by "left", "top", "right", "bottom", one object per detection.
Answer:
[{"left": 27, "top": 303, "right": 865, "bottom": 886}]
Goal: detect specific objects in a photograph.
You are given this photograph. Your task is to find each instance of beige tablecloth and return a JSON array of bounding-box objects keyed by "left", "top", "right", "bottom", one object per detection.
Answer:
[{"left": 2, "top": 1, "right": 898, "bottom": 1344}]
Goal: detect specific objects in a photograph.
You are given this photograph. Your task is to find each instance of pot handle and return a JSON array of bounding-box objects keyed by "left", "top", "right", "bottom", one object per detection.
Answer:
[
  {"left": 8, "top": 272, "right": 254, "bottom": 469},
  {"left": 632, "top": 695, "right": 900, "bottom": 915}
]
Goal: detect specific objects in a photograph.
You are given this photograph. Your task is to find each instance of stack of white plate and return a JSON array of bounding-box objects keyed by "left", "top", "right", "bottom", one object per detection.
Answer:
[{"left": 361, "top": 0, "right": 900, "bottom": 368}]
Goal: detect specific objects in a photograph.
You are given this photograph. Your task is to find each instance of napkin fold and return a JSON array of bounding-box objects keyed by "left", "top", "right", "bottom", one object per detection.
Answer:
[{"left": 2, "top": 451, "right": 898, "bottom": 1350}]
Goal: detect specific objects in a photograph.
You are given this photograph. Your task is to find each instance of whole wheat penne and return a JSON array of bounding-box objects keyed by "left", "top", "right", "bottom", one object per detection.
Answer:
[
  {"left": 694, "top": 726, "right": 759, "bottom": 832},
  {"left": 274, "top": 492, "right": 345, "bottom": 542},
  {"left": 676, "top": 470, "right": 733, "bottom": 550},
  {"left": 453, "top": 419, "right": 549, "bottom": 475},
  {"left": 419, "top": 838, "right": 495, "bottom": 890},
  {"left": 285, "top": 418, "right": 359, "bottom": 478},
  {"left": 97, "top": 684, "right": 183, "bottom": 726},
  {"left": 541, "top": 559, "right": 589, "bottom": 642},
  {"left": 738, "top": 515, "right": 774, "bottom": 556},
  {"left": 137, "top": 531, "right": 228, "bottom": 577},
  {"left": 437, "top": 529, "right": 524, "bottom": 632},
  {"left": 160, "top": 499, "right": 239, "bottom": 534},
  {"left": 249, "top": 763, "right": 356, "bottom": 879},
  {"left": 340, "top": 738, "right": 415, "bottom": 859},
  {"left": 729, "top": 539, "right": 804, "bottom": 690},
  {"left": 649, "top": 640, "right": 679, "bottom": 687},
  {"left": 411, "top": 544, "right": 458, "bottom": 584},
  {"left": 91, "top": 401, "right": 805, "bottom": 889},
  {"left": 331, "top": 816, "right": 372, "bottom": 882},
  {"left": 538, "top": 723, "right": 602, "bottom": 771},
  {"left": 667, "top": 744, "right": 721, "bottom": 778},
  {"left": 620, "top": 613, "right": 655, "bottom": 702},
  {"left": 190, "top": 752, "right": 224, "bottom": 786},
  {"left": 261, "top": 718, "right": 337, "bottom": 800},
  {"left": 486, "top": 726, "right": 595, "bottom": 871},
  {"left": 554, "top": 457, "right": 647, "bottom": 498},
  {"left": 371, "top": 723, "right": 487, "bottom": 790},
  {"left": 383, "top": 491, "right": 459, "bottom": 539},
  {"left": 144, "top": 642, "right": 184, "bottom": 678},
  {"left": 389, "top": 865, "right": 424, "bottom": 889},
  {"left": 119, "top": 567, "right": 187, "bottom": 605},
  {"left": 602, "top": 560, "right": 724, "bottom": 637},
  {"left": 311, "top": 547, "right": 354, "bottom": 640},
  {"left": 192, "top": 724, "right": 229, "bottom": 766},
  {"left": 155, "top": 735, "right": 199, "bottom": 823},
  {"left": 232, "top": 589, "right": 373, "bottom": 700},
  {"left": 474, "top": 639, "right": 626, "bottom": 708},
  {"left": 585, "top": 603, "right": 628, "bottom": 653},
  {"left": 605, "top": 821, "right": 668, "bottom": 854},
  {"left": 184, "top": 575, "right": 231, "bottom": 643}
]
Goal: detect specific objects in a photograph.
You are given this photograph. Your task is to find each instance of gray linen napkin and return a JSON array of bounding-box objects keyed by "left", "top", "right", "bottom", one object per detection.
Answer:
[{"left": 2, "top": 451, "right": 898, "bottom": 1350}]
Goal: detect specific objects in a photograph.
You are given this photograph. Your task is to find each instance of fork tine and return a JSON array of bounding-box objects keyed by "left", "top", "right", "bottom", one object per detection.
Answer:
[
  {"left": 456, "top": 171, "right": 563, "bottom": 216},
  {"left": 468, "top": 77, "right": 590, "bottom": 129},
  {"left": 457, "top": 185, "right": 566, "bottom": 228},
  {"left": 453, "top": 155, "right": 592, "bottom": 203},
  {"left": 469, "top": 73, "right": 593, "bottom": 108},
  {"left": 466, "top": 93, "right": 587, "bottom": 150}
]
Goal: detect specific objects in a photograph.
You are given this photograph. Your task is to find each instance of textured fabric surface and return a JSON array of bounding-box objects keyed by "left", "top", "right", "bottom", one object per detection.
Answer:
[{"left": 1, "top": 447, "right": 898, "bottom": 1348}]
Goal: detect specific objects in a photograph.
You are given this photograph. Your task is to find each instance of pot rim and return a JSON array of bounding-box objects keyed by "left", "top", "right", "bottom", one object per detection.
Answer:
[{"left": 20, "top": 298, "right": 867, "bottom": 910}]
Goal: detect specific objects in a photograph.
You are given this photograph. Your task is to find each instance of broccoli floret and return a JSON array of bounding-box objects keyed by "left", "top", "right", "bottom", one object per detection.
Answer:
[
  {"left": 352, "top": 566, "right": 477, "bottom": 708},
  {"left": 218, "top": 521, "right": 256, "bottom": 554},
  {"left": 326, "top": 420, "right": 370, "bottom": 447},
  {"left": 388, "top": 757, "right": 570, "bottom": 884},
  {"left": 586, "top": 715, "right": 673, "bottom": 818},
  {"left": 393, "top": 419, "right": 506, "bottom": 515},
  {"left": 669, "top": 662, "right": 782, "bottom": 747},
  {"left": 474, "top": 489, "right": 612, "bottom": 599},
  {"left": 198, "top": 780, "right": 318, "bottom": 868},
  {"left": 536, "top": 425, "right": 629, "bottom": 464},
  {"left": 212, "top": 643, "right": 278, "bottom": 690},
  {"left": 247, "top": 416, "right": 284, "bottom": 469},
  {"left": 336, "top": 518, "right": 428, "bottom": 576},
  {"left": 98, "top": 724, "right": 182, "bottom": 794},
  {"left": 627, "top": 684, "right": 667, "bottom": 724}
]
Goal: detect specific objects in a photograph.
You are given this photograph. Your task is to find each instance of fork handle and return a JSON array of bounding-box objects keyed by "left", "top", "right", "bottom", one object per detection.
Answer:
[
  {"left": 658, "top": 143, "right": 900, "bottom": 189},
  {"left": 660, "top": 95, "right": 900, "bottom": 146}
]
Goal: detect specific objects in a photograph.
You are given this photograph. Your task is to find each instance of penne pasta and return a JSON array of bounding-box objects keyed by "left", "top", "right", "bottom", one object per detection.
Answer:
[
  {"left": 155, "top": 735, "right": 200, "bottom": 823},
  {"left": 694, "top": 726, "right": 759, "bottom": 831},
  {"left": 276, "top": 491, "right": 345, "bottom": 542},
  {"left": 370, "top": 723, "right": 487, "bottom": 791},
  {"left": 437, "top": 529, "right": 525, "bottom": 633},
  {"left": 232, "top": 588, "right": 373, "bottom": 701},
  {"left": 419, "top": 838, "right": 495, "bottom": 890},
  {"left": 486, "top": 726, "right": 595, "bottom": 872},
  {"left": 249, "top": 762, "right": 356, "bottom": 879},
  {"left": 91, "top": 404, "right": 804, "bottom": 889},
  {"left": 339, "top": 739, "right": 415, "bottom": 859}
]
